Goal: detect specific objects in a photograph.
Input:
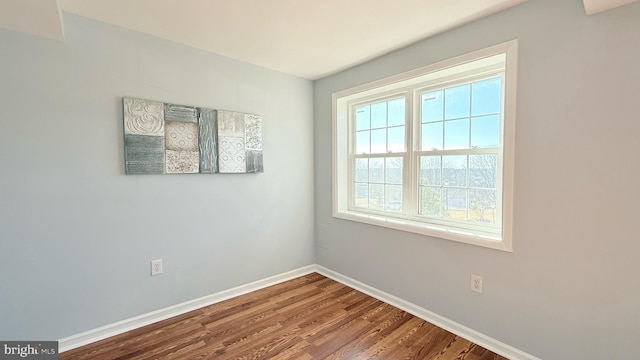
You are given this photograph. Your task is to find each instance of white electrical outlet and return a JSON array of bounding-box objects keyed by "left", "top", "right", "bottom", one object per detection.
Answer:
[
  {"left": 151, "top": 259, "right": 163, "bottom": 276},
  {"left": 471, "top": 274, "right": 483, "bottom": 294}
]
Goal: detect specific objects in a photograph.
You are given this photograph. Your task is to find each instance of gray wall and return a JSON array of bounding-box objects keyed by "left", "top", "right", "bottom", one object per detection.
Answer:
[
  {"left": 314, "top": 0, "right": 640, "bottom": 359},
  {"left": 0, "top": 14, "right": 314, "bottom": 339}
]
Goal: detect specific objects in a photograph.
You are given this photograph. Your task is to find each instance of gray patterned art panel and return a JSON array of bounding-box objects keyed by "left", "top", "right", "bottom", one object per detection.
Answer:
[
  {"left": 218, "top": 137, "right": 246, "bottom": 173},
  {"left": 246, "top": 150, "right": 264, "bottom": 173},
  {"left": 122, "top": 97, "right": 262, "bottom": 175},
  {"left": 165, "top": 103, "right": 198, "bottom": 123},
  {"left": 123, "top": 98, "right": 164, "bottom": 136},
  {"left": 124, "top": 134, "right": 165, "bottom": 174},
  {"left": 218, "top": 111, "right": 245, "bottom": 137},
  {"left": 245, "top": 114, "right": 262, "bottom": 150},
  {"left": 198, "top": 108, "right": 218, "bottom": 174},
  {"left": 165, "top": 121, "right": 199, "bottom": 152},
  {"left": 165, "top": 150, "right": 199, "bottom": 174}
]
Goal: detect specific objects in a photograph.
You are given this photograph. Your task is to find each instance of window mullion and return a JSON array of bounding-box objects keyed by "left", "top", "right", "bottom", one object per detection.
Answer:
[
  {"left": 466, "top": 155, "right": 470, "bottom": 222},
  {"left": 404, "top": 93, "right": 415, "bottom": 216}
]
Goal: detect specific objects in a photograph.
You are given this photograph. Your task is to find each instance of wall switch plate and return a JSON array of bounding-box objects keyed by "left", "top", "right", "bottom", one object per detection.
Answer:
[
  {"left": 151, "top": 259, "right": 163, "bottom": 276},
  {"left": 471, "top": 274, "right": 483, "bottom": 294}
]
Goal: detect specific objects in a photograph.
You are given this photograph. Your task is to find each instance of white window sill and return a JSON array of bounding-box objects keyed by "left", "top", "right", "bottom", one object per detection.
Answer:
[{"left": 333, "top": 209, "right": 512, "bottom": 252}]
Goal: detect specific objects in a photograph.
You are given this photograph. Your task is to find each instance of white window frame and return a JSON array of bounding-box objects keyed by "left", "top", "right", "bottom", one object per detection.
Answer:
[{"left": 332, "top": 40, "right": 517, "bottom": 252}]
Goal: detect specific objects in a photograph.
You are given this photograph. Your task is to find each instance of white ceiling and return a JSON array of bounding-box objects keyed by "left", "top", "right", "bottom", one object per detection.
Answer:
[
  {"left": 0, "top": 0, "right": 636, "bottom": 79},
  {"left": 0, "top": 0, "right": 64, "bottom": 41},
  {"left": 59, "top": 0, "right": 529, "bottom": 79},
  {"left": 583, "top": 0, "right": 639, "bottom": 14}
]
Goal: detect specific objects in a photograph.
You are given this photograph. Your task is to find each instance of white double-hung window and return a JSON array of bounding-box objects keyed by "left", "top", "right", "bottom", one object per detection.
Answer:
[{"left": 333, "top": 40, "right": 517, "bottom": 251}]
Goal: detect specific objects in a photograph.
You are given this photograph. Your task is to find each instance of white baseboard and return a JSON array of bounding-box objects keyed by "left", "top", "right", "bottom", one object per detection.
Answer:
[
  {"left": 60, "top": 264, "right": 539, "bottom": 360},
  {"left": 315, "top": 265, "right": 540, "bottom": 360},
  {"left": 58, "top": 265, "right": 316, "bottom": 353}
]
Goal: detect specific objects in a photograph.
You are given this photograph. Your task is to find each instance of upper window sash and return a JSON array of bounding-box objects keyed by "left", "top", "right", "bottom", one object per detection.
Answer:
[{"left": 349, "top": 93, "right": 410, "bottom": 156}]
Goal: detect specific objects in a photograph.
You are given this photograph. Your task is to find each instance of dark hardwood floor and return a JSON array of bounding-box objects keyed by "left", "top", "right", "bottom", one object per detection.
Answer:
[{"left": 60, "top": 273, "right": 508, "bottom": 360}]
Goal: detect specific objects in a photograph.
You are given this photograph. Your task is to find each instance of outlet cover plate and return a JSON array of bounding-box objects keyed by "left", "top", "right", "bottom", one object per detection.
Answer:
[
  {"left": 151, "top": 259, "right": 163, "bottom": 276},
  {"left": 471, "top": 274, "right": 483, "bottom": 294}
]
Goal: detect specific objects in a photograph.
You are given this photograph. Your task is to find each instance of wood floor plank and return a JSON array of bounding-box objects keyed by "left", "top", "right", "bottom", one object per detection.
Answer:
[
  {"left": 330, "top": 307, "right": 411, "bottom": 358},
  {"left": 60, "top": 273, "right": 509, "bottom": 360},
  {"left": 267, "top": 339, "right": 313, "bottom": 360}
]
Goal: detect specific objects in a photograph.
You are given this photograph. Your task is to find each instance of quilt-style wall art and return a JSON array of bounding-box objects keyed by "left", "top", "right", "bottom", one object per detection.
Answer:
[{"left": 123, "top": 97, "right": 263, "bottom": 175}]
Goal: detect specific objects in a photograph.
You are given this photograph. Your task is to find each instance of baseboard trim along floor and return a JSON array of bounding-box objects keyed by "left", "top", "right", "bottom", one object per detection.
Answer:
[
  {"left": 314, "top": 266, "right": 540, "bottom": 360},
  {"left": 58, "top": 265, "right": 317, "bottom": 353},
  {"left": 58, "top": 264, "right": 539, "bottom": 360}
]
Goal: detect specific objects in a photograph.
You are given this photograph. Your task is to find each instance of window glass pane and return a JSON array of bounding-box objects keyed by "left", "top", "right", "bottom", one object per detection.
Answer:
[
  {"left": 369, "top": 158, "right": 384, "bottom": 183},
  {"left": 387, "top": 126, "right": 405, "bottom": 152},
  {"left": 354, "top": 183, "right": 369, "bottom": 208},
  {"left": 469, "top": 189, "right": 496, "bottom": 224},
  {"left": 419, "top": 156, "right": 441, "bottom": 186},
  {"left": 388, "top": 98, "right": 405, "bottom": 127},
  {"left": 469, "top": 154, "right": 497, "bottom": 188},
  {"left": 471, "top": 115, "right": 500, "bottom": 148},
  {"left": 419, "top": 186, "right": 442, "bottom": 217},
  {"left": 355, "top": 105, "right": 370, "bottom": 130},
  {"left": 422, "top": 90, "right": 444, "bottom": 122},
  {"left": 444, "top": 188, "right": 467, "bottom": 220},
  {"left": 422, "top": 122, "right": 443, "bottom": 151},
  {"left": 385, "top": 185, "right": 403, "bottom": 212},
  {"left": 369, "top": 184, "right": 385, "bottom": 210},
  {"left": 355, "top": 130, "right": 370, "bottom": 154},
  {"left": 443, "top": 155, "right": 467, "bottom": 187},
  {"left": 354, "top": 158, "right": 369, "bottom": 182},
  {"left": 385, "top": 157, "right": 403, "bottom": 185},
  {"left": 444, "top": 84, "right": 470, "bottom": 119},
  {"left": 370, "top": 128, "right": 386, "bottom": 153},
  {"left": 471, "top": 77, "right": 501, "bottom": 116},
  {"left": 444, "top": 119, "right": 469, "bottom": 150},
  {"left": 371, "top": 101, "right": 387, "bottom": 129}
]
